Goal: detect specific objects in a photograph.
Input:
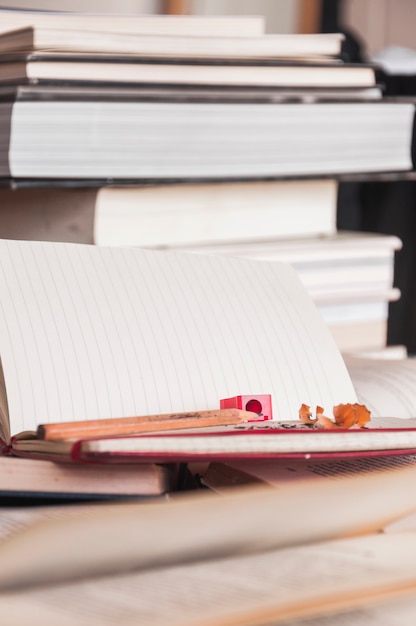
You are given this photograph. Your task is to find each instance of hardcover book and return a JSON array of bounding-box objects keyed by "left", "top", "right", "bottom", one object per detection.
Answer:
[{"left": 0, "top": 88, "right": 412, "bottom": 180}]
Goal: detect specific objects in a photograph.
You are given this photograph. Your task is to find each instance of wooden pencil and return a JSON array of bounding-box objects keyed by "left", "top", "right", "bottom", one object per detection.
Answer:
[{"left": 37, "top": 408, "right": 258, "bottom": 441}]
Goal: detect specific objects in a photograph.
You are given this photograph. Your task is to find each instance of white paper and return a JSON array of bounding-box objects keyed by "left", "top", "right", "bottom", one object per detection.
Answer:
[{"left": 0, "top": 240, "right": 356, "bottom": 435}]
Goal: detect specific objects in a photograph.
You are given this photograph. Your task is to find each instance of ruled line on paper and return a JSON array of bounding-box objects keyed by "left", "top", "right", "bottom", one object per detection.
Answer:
[
  {"left": 210, "top": 256, "right": 336, "bottom": 417},
  {"left": 0, "top": 249, "right": 29, "bottom": 434},
  {"left": 0, "top": 241, "right": 52, "bottom": 433},
  {"left": 203, "top": 255, "right": 295, "bottom": 416}
]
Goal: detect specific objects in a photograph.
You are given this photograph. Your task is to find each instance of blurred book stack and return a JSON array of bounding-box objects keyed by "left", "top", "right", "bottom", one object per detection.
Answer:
[{"left": 0, "top": 7, "right": 413, "bottom": 354}]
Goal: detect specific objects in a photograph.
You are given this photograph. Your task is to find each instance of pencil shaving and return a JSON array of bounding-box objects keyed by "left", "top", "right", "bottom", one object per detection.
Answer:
[{"left": 299, "top": 403, "right": 371, "bottom": 429}]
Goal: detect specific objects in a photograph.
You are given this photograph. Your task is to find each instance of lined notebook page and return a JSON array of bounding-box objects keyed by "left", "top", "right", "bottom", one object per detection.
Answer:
[{"left": 0, "top": 240, "right": 356, "bottom": 435}]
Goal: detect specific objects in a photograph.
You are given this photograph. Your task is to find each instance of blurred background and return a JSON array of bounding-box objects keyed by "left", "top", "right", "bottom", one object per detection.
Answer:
[{"left": 2, "top": 0, "right": 414, "bottom": 51}]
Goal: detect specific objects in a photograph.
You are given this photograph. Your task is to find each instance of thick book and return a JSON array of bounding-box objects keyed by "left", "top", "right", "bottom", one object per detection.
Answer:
[
  {"left": 0, "top": 82, "right": 383, "bottom": 104},
  {"left": 0, "top": 26, "right": 345, "bottom": 60},
  {"left": 1, "top": 461, "right": 416, "bottom": 624},
  {"left": 0, "top": 89, "right": 413, "bottom": 180},
  {"left": 0, "top": 53, "right": 376, "bottom": 88},
  {"left": 0, "top": 455, "right": 171, "bottom": 499},
  {"left": 0, "top": 179, "right": 338, "bottom": 246}
]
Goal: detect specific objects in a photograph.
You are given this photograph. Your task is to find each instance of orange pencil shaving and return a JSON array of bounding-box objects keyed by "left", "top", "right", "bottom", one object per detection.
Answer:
[
  {"left": 37, "top": 408, "right": 257, "bottom": 441},
  {"left": 299, "top": 403, "right": 371, "bottom": 429}
]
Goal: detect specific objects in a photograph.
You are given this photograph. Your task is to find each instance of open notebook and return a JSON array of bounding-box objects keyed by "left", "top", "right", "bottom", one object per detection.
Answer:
[{"left": 0, "top": 238, "right": 358, "bottom": 455}]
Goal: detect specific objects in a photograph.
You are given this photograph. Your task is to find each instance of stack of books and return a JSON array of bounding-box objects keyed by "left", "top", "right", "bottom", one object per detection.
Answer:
[
  {"left": 0, "top": 9, "right": 409, "bottom": 181},
  {"left": 0, "top": 6, "right": 413, "bottom": 357}
]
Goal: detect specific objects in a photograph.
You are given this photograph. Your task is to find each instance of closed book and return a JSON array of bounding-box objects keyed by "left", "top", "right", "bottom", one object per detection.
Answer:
[
  {"left": 201, "top": 452, "right": 416, "bottom": 492},
  {"left": 0, "top": 87, "right": 413, "bottom": 180},
  {"left": 0, "top": 455, "right": 172, "bottom": 499},
  {"left": 0, "top": 179, "right": 338, "bottom": 246},
  {"left": 0, "top": 53, "right": 376, "bottom": 88},
  {"left": 0, "top": 26, "right": 344, "bottom": 60}
]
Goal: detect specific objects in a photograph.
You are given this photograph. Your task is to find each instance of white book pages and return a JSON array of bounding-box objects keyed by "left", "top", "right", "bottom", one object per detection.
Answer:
[
  {"left": 5, "top": 101, "right": 415, "bottom": 179},
  {"left": 0, "top": 239, "right": 355, "bottom": 436},
  {"left": 345, "top": 356, "right": 416, "bottom": 418},
  {"left": 94, "top": 179, "right": 338, "bottom": 247}
]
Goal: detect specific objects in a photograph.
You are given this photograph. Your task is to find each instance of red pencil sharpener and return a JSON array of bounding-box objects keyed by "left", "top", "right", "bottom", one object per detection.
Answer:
[{"left": 220, "top": 394, "right": 272, "bottom": 421}]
